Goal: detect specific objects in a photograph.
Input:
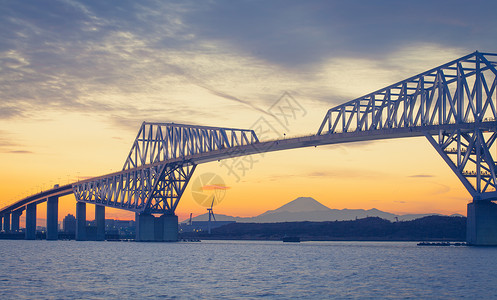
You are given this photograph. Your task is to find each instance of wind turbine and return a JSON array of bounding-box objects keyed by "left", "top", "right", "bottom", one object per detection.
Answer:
[{"left": 207, "top": 197, "right": 216, "bottom": 234}]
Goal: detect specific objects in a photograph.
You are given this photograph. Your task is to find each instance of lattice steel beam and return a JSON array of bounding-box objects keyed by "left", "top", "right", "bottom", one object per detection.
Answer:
[
  {"left": 318, "top": 51, "right": 497, "bottom": 135},
  {"left": 425, "top": 129, "right": 497, "bottom": 200},
  {"left": 74, "top": 123, "right": 259, "bottom": 214},
  {"left": 73, "top": 162, "right": 196, "bottom": 214},
  {"left": 123, "top": 122, "right": 259, "bottom": 170},
  {"left": 318, "top": 51, "right": 497, "bottom": 200}
]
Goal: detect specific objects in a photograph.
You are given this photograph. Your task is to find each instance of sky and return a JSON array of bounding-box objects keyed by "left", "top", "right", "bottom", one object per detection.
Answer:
[{"left": 1, "top": 0, "right": 497, "bottom": 222}]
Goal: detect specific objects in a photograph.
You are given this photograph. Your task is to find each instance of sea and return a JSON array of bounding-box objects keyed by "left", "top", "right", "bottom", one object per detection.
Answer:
[{"left": 0, "top": 240, "right": 496, "bottom": 299}]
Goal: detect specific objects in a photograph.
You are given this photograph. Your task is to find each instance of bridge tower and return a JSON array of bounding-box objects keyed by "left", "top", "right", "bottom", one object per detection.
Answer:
[{"left": 318, "top": 51, "right": 497, "bottom": 245}]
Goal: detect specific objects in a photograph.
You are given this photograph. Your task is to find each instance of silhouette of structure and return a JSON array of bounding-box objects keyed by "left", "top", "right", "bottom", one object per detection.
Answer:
[
  {"left": 1, "top": 51, "right": 497, "bottom": 244},
  {"left": 207, "top": 199, "right": 217, "bottom": 234},
  {"left": 63, "top": 214, "right": 76, "bottom": 234}
]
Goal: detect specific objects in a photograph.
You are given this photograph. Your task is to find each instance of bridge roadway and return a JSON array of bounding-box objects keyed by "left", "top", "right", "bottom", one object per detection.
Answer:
[
  {"left": 0, "top": 184, "right": 73, "bottom": 214},
  {"left": 1, "top": 120, "right": 495, "bottom": 225},
  {"left": 76, "top": 120, "right": 496, "bottom": 184}
]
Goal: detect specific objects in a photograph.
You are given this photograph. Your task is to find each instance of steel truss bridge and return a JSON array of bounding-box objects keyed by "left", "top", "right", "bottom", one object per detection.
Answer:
[{"left": 1, "top": 51, "right": 497, "bottom": 242}]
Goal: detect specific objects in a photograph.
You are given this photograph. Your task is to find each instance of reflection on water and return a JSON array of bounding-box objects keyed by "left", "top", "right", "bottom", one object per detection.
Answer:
[{"left": 0, "top": 240, "right": 496, "bottom": 299}]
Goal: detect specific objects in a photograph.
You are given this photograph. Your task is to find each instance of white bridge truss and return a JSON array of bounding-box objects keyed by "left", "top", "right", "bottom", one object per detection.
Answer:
[
  {"left": 73, "top": 123, "right": 258, "bottom": 214},
  {"left": 123, "top": 122, "right": 259, "bottom": 170},
  {"left": 318, "top": 51, "right": 497, "bottom": 200}
]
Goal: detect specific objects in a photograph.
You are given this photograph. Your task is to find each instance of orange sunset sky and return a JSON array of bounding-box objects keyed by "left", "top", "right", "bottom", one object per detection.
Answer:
[{"left": 1, "top": 1, "right": 496, "bottom": 222}]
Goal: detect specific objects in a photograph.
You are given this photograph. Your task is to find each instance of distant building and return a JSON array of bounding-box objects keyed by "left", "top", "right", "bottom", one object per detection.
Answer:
[
  {"left": 86, "top": 218, "right": 135, "bottom": 238},
  {"left": 63, "top": 214, "right": 76, "bottom": 233},
  {"left": 104, "top": 219, "right": 135, "bottom": 237}
]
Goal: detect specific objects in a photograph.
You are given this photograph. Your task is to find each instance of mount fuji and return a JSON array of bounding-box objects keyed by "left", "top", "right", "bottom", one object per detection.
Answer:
[{"left": 186, "top": 197, "right": 460, "bottom": 223}]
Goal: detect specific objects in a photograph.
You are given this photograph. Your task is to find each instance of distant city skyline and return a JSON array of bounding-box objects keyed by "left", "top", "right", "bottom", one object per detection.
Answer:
[{"left": 1, "top": 1, "right": 497, "bottom": 221}]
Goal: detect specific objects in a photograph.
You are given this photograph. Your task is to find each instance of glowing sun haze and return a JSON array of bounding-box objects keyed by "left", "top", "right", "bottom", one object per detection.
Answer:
[{"left": 1, "top": 0, "right": 496, "bottom": 221}]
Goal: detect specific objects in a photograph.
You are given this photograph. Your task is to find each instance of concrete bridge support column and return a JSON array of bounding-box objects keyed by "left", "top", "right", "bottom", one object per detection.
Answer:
[
  {"left": 11, "top": 210, "right": 22, "bottom": 232},
  {"left": 467, "top": 201, "right": 497, "bottom": 246},
  {"left": 25, "top": 203, "right": 36, "bottom": 240},
  {"left": 0, "top": 215, "right": 2, "bottom": 231},
  {"left": 3, "top": 213, "right": 10, "bottom": 232},
  {"left": 95, "top": 205, "right": 105, "bottom": 241},
  {"left": 135, "top": 213, "right": 179, "bottom": 242},
  {"left": 76, "top": 202, "right": 87, "bottom": 241},
  {"left": 46, "top": 196, "right": 58, "bottom": 240},
  {"left": 162, "top": 214, "right": 178, "bottom": 242},
  {"left": 135, "top": 213, "right": 155, "bottom": 242}
]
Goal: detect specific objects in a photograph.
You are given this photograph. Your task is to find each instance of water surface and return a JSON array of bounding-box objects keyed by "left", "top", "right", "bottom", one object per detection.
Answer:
[{"left": 0, "top": 240, "right": 496, "bottom": 299}]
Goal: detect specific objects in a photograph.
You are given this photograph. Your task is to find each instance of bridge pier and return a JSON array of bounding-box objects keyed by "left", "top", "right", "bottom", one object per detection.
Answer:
[
  {"left": 135, "top": 213, "right": 178, "bottom": 242},
  {"left": 95, "top": 205, "right": 105, "bottom": 241},
  {"left": 46, "top": 196, "right": 58, "bottom": 240},
  {"left": 25, "top": 203, "right": 36, "bottom": 240},
  {"left": 3, "top": 212, "right": 10, "bottom": 232},
  {"left": 135, "top": 213, "right": 155, "bottom": 242},
  {"left": 76, "top": 202, "right": 87, "bottom": 241},
  {"left": 467, "top": 201, "right": 497, "bottom": 246},
  {"left": 11, "top": 209, "right": 22, "bottom": 232},
  {"left": 162, "top": 214, "right": 178, "bottom": 242}
]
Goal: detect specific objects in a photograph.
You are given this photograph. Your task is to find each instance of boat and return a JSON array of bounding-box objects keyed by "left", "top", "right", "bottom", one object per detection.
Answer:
[{"left": 417, "top": 242, "right": 455, "bottom": 246}]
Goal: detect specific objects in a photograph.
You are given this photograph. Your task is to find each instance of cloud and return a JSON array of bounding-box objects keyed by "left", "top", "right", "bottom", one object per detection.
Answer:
[
  {"left": 1, "top": 1, "right": 283, "bottom": 127},
  {"left": 192, "top": 81, "right": 273, "bottom": 117},
  {"left": 426, "top": 182, "right": 451, "bottom": 196},
  {"left": 0, "top": 106, "right": 24, "bottom": 119},
  {"left": 0, "top": 2, "right": 179, "bottom": 118},
  {"left": 107, "top": 103, "right": 221, "bottom": 132},
  {"left": 408, "top": 174, "right": 435, "bottom": 178},
  {"left": 7, "top": 150, "right": 33, "bottom": 154},
  {"left": 0, "top": 130, "right": 18, "bottom": 146},
  {"left": 201, "top": 184, "right": 230, "bottom": 191},
  {"left": 182, "top": 0, "right": 497, "bottom": 67},
  {"left": 306, "top": 169, "right": 386, "bottom": 179},
  {"left": 262, "top": 169, "right": 388, "bottom": 182},
  {"left": 1, "top": 0, "right": 496, "bottom": 137},
  {"left": 0, "top": 130, "right": 32, "bottom": 153}
]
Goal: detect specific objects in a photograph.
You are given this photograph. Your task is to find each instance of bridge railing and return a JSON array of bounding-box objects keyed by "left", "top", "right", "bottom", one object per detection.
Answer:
[
  {"left": 318, "top": 51, "right": 497, "bottom": 135},
  {"left": 123, "top": 122, "right": 259, "bottom": 170}
]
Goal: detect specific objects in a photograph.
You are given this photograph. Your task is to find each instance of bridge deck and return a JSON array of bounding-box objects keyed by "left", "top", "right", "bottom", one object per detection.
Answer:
[
  {"left": 78, "top": 120, "right": 496, "bottom": 183},
  {"left": 0, "top": 184, "right": 73, "bottom": 215}
]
